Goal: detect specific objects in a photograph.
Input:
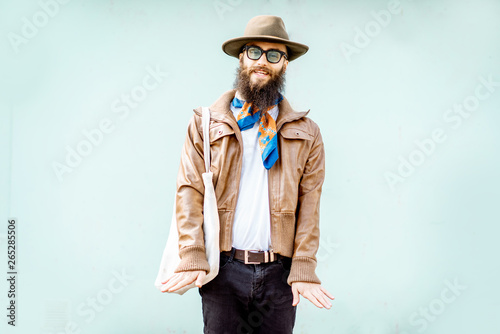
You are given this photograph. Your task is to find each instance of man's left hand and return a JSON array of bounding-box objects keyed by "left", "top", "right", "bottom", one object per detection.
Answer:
[{"left": 291, "top": 282, "right": 334, "bottom": 309}]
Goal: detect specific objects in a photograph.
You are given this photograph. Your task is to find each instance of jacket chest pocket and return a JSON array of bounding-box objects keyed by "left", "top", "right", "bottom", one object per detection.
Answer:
[
  {"left": 209, "top": 123, "right": 235, "bottom": 143},
  {"left": 279, "top": 128, "right": 314, "bottom": 141},
  {"left": 279, "top": 127, "right": 313, "bottom": 166},
  {"left": 207, "top": 123, "right": 236, "bottom": 187}
]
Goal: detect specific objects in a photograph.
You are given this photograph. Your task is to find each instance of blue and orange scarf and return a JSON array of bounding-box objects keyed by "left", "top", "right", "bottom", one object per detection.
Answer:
[{"left": 231, "top": 94, "right": 283, "bottom": 170}]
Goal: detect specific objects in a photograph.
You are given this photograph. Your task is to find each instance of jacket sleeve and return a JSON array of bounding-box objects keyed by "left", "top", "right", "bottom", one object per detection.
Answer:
[
  {"left": 174, "top": 112, "right": 210, "bottom": 273},
  {"left": 287, "top": 122, "right": 325, "bottom": 285}
]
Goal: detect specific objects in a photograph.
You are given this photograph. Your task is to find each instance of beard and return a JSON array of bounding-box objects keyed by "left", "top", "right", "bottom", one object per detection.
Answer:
[{"left": 233, "top": 59, "right": 286, "bottom": 112}]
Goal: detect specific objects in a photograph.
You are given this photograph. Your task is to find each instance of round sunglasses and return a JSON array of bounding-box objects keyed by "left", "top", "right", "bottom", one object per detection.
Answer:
[{"left": 242, "top": 45, "right": 288, "bottom": 64}]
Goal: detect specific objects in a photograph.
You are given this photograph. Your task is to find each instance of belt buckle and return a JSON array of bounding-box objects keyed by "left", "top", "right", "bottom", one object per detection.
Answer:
[
  {"left": 244, "top": 250, "right": 275, "bottom": 264},
  {"left": 244, "top": 250, "right": 261, "bottom": 264}
]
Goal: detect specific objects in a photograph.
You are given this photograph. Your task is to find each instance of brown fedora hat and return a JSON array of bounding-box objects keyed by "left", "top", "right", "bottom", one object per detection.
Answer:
[{"left": 222, "top": 15, "right": 309, "bottom": 61}]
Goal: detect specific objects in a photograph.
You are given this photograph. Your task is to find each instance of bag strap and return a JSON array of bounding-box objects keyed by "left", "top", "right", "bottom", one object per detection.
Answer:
[{"left": 201, "top": 107, "right": 211, "bottom": 173}]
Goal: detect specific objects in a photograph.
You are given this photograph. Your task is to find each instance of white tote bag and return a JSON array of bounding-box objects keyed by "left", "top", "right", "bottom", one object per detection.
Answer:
[{"left": 154, "top": 107, "right": 220, "bottom": 295}]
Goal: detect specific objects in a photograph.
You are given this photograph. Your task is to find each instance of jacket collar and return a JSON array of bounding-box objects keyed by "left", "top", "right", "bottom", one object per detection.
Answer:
[{"left": 194, "top": 89, "right": 309, "bottom": 132}]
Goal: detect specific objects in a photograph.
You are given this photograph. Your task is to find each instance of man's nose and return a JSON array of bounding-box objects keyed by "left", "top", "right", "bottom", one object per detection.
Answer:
[{"left": 256, "top": 54, "right": 269, "bottom": 66}]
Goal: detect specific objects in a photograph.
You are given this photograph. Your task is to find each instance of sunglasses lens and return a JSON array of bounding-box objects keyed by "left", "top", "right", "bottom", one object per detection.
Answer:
[
  {"left": 267, "top": 51, "right": 281, "bottom": 63},
  {"left": 247, "top": 47, "right": 262, "bottom": 60}
]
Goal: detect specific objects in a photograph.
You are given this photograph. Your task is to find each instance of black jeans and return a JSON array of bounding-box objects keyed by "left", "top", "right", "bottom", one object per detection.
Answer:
[{"left": 199, "top": 252, "right": 296, "bottom": 334}]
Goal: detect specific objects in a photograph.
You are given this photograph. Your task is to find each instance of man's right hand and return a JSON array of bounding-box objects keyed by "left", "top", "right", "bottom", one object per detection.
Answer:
[{"left": 160, "top": 270, "right": 206, "bottom": 293}]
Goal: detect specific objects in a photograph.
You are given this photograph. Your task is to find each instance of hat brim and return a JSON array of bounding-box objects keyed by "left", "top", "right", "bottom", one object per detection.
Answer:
[{"left": 222, "top": 35, "right": 309, "bottom": 61}]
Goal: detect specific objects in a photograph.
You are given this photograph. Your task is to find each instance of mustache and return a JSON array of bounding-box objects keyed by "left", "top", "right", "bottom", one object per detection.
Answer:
[
  {"left": 233, "top": 62, "right": 286, "bottom": 112},
  {"left": 247, "top": 66, "right": 271, "bottom": 75}
]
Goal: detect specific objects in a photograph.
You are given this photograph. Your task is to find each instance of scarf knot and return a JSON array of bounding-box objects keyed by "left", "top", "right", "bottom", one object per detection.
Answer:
[{"left": 232, "top": 94, "right": 283, "bottom": 170}]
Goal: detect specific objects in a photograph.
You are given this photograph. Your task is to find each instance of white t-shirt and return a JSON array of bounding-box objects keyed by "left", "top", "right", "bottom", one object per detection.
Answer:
[{"left": 230, "top": 100, "right": 279, "bottom": 251}]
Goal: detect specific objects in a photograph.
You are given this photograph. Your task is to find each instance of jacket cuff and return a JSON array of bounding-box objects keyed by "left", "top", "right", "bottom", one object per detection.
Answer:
[
  {"left": 287, "top": 256, "right": 321, "bottom": 285},
  {"left": 174, "top": 245, "right": 210, "bottom": 273}
]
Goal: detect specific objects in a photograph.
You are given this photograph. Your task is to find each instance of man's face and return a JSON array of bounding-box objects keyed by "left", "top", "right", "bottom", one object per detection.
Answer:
[
  {"left": 238, "top": 41, "right": 289, "bottom": 89},
  {"left": 234, "top": 41, "right": 288, "bottom": 111}
]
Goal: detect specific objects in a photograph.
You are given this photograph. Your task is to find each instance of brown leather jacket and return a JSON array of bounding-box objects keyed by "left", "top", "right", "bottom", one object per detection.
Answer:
[{"left": 174, "top": 90, "right": 325, "bottom": 285}]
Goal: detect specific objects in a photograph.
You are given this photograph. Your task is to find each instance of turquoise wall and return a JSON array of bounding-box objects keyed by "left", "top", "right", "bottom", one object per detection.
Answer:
[{"left": 1, "top": 0, "right": 499, "bottom": 333}]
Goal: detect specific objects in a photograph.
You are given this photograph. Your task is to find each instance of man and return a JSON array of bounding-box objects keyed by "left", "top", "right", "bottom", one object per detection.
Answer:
[{"left": 162, "top": 15, "right": 334, "bottom": 333}]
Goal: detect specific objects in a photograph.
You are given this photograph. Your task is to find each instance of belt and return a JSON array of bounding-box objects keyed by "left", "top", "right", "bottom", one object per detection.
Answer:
[{"left": 222, "top": 248, "right": 283, "bottom": 264}]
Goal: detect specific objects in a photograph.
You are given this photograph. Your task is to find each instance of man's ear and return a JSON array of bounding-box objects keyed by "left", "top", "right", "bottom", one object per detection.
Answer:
[
  {"left": 283, "top": 59, "right": 289, "bottom": 73},
  {"left": 239, "top": 52, "right": 243, "bottom": 61}
]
